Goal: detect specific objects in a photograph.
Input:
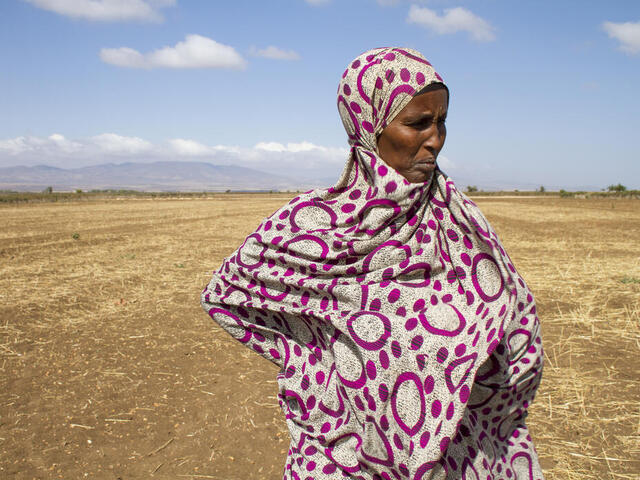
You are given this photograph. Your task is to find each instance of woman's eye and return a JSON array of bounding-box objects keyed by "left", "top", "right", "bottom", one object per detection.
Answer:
[{"left": 410, "top": 118, "right": 432, "bottom": 128}]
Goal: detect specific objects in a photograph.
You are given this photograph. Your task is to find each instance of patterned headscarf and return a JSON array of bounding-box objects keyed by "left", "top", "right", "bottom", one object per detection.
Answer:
[{"left": 202, "top": 47, "right": 544, "bottom": 479}]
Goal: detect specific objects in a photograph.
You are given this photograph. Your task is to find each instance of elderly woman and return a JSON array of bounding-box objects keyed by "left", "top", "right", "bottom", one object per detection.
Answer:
[{"left": 201, "top": 47, "right": 544, "bottom": 479}]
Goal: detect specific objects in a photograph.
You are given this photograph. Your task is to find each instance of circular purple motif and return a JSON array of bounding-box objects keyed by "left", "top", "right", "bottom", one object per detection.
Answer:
[
  {"left": 419, "top": 303, "right": 466, "bottom": 337},
  {"left": 283, "top": 234, "right": 330, "bottom": 261},
  {"left": 347, "top": 311, "right": 391, "bottom": 350},
  {"left": 391, "top": 372, "right": 426, "bottom": 436},
  {"left": 385, "top": 181, "right": 397, "bottom": 194},
  {"left": 235, "top": 233, "right": 267, "bottom": 270},
  {"left": 471, "top": 253, "right": 505, "bottom": 302},
  {"left": 290, "top": 201, "right": 338, "bottom": 232}
]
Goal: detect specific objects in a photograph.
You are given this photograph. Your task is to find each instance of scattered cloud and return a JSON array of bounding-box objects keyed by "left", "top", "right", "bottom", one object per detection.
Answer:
[
  {"left": 168, "top": 138, "right": 212, "bottom": 156},
  {"left": 602, "top": 20, "right": 640, "bottom": 54},
  {"left": 100, "top": 34, "right": 247, "bottom": 69},
  {"left": 0, "top": 133, "right": 348, "bottom": 179},
  {"left": 0, "top": 133, "right": 82, "bottom": 156},
  {"left": 255, "top": 141, "right": 326, "bottom": 153},
  {"left": 167, "top": 139, "right": 242, "bottom": 156},
  {"left": 0, "top": 133, "right": 152, "bottom": 158},
  {"left": 249, "top": 46, "right": 301, "bottom": 61},
  {"left": 407, "top": 5, "right": 496, "bottom": 42},
  {"left": 304, "top": 0, "right": 330, "bottom": 5},
  {"left": 24, "top": 0, "right": 175, "bottom": 22},
  {"left": 91, "top": 133, "right": 153, "bottom": 154}
]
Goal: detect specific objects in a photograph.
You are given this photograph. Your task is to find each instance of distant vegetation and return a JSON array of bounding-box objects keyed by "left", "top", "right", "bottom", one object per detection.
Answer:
[
  {"left": 463, "top": 183, "right": 639, "bottom": 199},
  {"left": 1, "top": 185, "right": 638, "bottom": 204},
  {"left": 0, "top": 189, "right": 298, "bottom": 204},
  {"left": 607, "top": 183, "right": 627, "bottom": 193}
]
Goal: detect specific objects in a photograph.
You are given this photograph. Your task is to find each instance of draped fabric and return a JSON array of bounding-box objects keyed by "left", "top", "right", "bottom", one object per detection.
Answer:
[{"left": 201, "top": 47, "right": 544, "bottom": 479}]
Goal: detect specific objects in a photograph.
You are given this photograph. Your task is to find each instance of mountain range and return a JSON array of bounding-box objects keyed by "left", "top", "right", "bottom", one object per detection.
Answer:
[
  {"left": 0, "top": 161, "right": 336, "bottom": 192},
  {"left": 0, "top": 161, "right": 603, "bottom": 193}
]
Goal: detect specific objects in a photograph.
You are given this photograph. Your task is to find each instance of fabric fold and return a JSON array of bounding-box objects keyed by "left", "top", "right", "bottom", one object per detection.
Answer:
[{"left": 201, "top": 47, "right": 544, "bottom": 480}]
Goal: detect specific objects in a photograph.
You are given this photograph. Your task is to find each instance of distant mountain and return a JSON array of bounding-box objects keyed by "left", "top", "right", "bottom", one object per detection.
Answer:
[
  {"left": 0, "top": 161, "right": 334, "bottom": 192},
  {"left": 0, "top": 161, "right": 601, "bottom": 193}
]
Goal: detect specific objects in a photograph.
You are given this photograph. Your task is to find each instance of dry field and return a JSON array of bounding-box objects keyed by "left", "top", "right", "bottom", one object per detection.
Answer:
[{"left": 0, "top": 194, "right": 638, "bottom": 480}]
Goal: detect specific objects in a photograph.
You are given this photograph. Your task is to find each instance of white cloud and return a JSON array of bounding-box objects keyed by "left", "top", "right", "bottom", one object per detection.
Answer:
[
  {"left": 99, "top": 47, "right": 146, "bottom": 68},
  {"left": 255, "top": 141, "right": 322, "bottom": 153},
  {"left": 24, "top": 0, "right": 175, "bottom": 22},
  {"left": 166, "top": 139, "right": 243, "bottom": 156},
  {"left": 250, "top": 46, "right": 301, "bottom": 61},
  {"left": 100, "top": 34, "right": 247, "bottom": 69},
  {"left": 602, "top": 20, "right": 640, "bottom": 54},
  {"left": 47, "top": 133, "right": 82, "bottom": 153},
  {"left": 168, "top": 138, "right": 213, "bottom": 156},
  {"left": 91, "top": 133, "right": 153, "bottom": 154},
  {"left": 0, "top": 133, "right": 348, "bottom": 179},
  {"left": 0, "top": 134, "right": 82, "bottom": 156},
  {"left": 305, "top": 0, "right": 330, "bottom": 5},
  {"left": 407, "top": 5, "right": 496, "bottom": 42}
]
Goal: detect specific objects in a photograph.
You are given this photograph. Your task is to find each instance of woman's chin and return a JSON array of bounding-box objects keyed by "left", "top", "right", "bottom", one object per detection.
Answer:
[
  {"left": 400, "top": 163, "right": 436, "bottom": 184},
  {"left": 403, "top": 171, "right": 435, "bottom": 184}
]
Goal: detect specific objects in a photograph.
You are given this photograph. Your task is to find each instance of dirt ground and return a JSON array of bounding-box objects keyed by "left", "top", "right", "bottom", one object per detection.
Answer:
[{"left": 0, "top": 194, "right": 638, "bottom": 479}]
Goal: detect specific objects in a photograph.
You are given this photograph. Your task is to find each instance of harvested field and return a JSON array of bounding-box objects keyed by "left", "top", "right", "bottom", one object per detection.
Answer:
[{"left": 1, "top": 195, "right": 638, "bottom": 479}]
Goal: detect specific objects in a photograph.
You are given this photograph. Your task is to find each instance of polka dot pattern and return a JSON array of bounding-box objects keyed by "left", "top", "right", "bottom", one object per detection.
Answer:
[{"left": 202, "top": 47, "right": 544, "bottom": 480}]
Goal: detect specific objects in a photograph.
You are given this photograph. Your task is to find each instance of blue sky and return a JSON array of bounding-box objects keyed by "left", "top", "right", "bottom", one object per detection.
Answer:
[{"left": 1, "top": 0, "right": 639, "bottom": 190}]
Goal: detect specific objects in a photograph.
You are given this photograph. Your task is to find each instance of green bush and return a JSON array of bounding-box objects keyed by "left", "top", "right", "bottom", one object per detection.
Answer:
[{"left": 607, "top": 183, "right": 627, "bottom": 192}]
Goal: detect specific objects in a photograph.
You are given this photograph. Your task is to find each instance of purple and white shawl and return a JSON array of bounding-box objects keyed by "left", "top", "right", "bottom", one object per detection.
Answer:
[{"left": 201, "top": 47, "right": 544, "bottom": 480}]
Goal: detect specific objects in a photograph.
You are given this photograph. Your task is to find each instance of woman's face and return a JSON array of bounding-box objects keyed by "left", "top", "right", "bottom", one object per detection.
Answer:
[{"left": 376, "top": 87, "right": 448, "bottom": 184}]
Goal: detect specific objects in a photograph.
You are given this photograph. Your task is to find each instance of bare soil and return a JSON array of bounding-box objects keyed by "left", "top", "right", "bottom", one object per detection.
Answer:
[{"left": 1, "top": 195, "right": 638, "bottom": 479}]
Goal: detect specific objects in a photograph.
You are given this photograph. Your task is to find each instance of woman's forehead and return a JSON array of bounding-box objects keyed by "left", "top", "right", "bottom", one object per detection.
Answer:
[{"left": 405, "top": 88, "right": 449, "bottom": 113}]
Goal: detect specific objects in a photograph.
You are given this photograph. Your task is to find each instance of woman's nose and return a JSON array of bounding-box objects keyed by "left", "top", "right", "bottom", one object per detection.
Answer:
[{"left": 423, "top": 124, "right": 446, "bottom": 153}]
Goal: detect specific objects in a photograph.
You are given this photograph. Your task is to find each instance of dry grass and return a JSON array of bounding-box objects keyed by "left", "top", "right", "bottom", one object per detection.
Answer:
[
  {"left": 0, "top": 195, "right": 638, "bottom": 479},
  {"left": 479, "top": 197, "right": 640, "bottom": 479}
]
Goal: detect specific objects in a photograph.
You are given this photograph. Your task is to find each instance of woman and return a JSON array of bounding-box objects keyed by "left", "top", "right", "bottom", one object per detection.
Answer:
[{"left": 201, "top": 47, "right": 544, "bottom": 479}]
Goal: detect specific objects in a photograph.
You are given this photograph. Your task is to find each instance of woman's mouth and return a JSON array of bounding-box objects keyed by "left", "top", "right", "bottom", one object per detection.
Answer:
[{"left": 414, "top": 158, "right": 436, "bottom": 170}]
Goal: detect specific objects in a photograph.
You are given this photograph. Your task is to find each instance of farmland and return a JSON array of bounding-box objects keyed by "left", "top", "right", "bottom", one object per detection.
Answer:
[{"left": 1, "top": 195, "right": 638, "bottom": 479}]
